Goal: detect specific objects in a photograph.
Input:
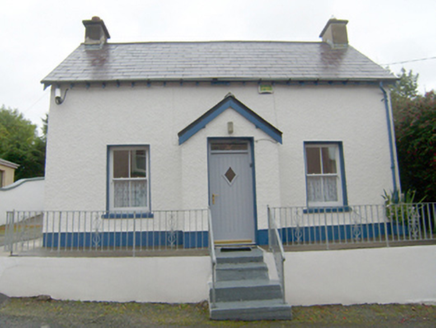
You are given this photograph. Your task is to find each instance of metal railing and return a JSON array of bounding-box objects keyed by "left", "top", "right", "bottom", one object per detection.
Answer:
[
  {"left": 268, "top": 203, "right": 436, "bottom": 249},
  {"left": 207, "top": 207, "right": 217, "bottom": 308},
  {"left": 267, "top": 206, "right": 286, "bottom": 304},
  {"left": 5, "top": 209, "right": 209, "bottom": 256}
]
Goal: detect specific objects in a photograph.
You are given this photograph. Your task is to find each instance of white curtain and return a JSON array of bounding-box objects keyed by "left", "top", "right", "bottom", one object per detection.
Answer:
[
  {"left": 307, "top": 176, "right": 338, "bottom": 202},
  {"left": 114, "top": 180, "right": 147, "bottom": 208}
]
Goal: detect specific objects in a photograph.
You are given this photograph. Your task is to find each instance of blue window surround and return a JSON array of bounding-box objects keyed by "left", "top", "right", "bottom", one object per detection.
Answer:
[
  {"left": 106, "top": 144, "right": 153, "bottom": 218},
  {"left": 303, "top": 141, "right": 349, "bottom": 214},
  {"left": 178, "top": 94, "right": 282, "bottom": 145}
]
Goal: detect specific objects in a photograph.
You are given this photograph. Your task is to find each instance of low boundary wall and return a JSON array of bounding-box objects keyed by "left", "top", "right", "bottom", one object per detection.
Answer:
[
  {"left": 0, "top": 245, "right": 435, "bottom": 305},
  {"left": 0, "top": 178, "right": 44, "bottom": 226}
]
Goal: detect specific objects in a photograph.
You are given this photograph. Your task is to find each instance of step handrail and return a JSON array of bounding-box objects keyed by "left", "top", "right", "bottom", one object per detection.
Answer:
[
  {"left": 267, "top": 205, "right": 286, "bottom": 303},
  {"left": 208, "top": 207, "right": 217, "bottom": 308}
]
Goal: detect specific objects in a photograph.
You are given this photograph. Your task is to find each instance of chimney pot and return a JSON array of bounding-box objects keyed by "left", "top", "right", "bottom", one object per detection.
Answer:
[
  {"left": 82, "top": 16, "right": 110, "bottom": 48},
  {"left": 319, "top": 18, "right": 349, "bottom": 48}
]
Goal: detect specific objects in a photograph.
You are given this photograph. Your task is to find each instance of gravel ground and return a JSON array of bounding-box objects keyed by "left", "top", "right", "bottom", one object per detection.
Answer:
[{"left": 0, "top": 296, "right": 435, "bottom": 327}]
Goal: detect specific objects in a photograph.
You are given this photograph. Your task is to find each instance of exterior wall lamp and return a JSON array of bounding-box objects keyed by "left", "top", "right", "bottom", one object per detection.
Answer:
[{"left": 55, "top": 86, "right": 69, "bottom": 105}]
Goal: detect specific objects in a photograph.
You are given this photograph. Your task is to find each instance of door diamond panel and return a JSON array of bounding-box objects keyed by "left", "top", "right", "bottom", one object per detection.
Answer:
[{"left": 224, "top": 167, "right": 236, "bottom": 184}]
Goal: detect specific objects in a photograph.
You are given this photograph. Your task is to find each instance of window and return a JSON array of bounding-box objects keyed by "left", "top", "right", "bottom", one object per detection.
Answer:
[
  {"left": 0, "top": 170, "right": 3, "bottom": 188},
  {"left": 305, "top": 143, "right": 347, "bottom": 208},
  {"left": 108, "top": 146, "right": 149, "bottom": 212}
]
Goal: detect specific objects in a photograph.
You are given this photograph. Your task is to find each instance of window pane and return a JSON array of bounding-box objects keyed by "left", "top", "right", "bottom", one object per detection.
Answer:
[
  {"left": 306, "top": 147, "right": 321, "bottom": 174},
  {"left": 131, "top": 180, "right": 147, "bottom": 207},
  {"left": 113, "top": 150, "right": 129, "bottom": 178},
  {"left": 211, "top": 143, "right": 248, "bottom": 151},
  {"left": 321, "top": 147, "right": 337, "bottom": 174},
  {"left": 114, "top": 180, "right": 130, "bottom": 207},
  {"left": 307, "top": 176, "right": 323, "bottom": 202},
  {"left": 131, "top": 150, "right": 146, "bottom": 178},
  {"left": 114, "top": 180, "right": 147, "bottom": 207},
  {"left": 323, "top": 176, "right": 338, "bottom": 201}
]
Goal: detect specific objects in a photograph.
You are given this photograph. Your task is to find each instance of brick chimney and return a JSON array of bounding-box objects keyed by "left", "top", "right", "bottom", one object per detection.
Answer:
[
  {"left": 319, "top": 18, "right": 348, "bottom": 48},
  {"left": 82, "top": 16, "right": 110, "bottom": 48}
]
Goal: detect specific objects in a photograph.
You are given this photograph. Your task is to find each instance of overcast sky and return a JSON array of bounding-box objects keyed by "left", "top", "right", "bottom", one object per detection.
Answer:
[{"left": 1, "top": 0, "right": 435, "bottom": 131}]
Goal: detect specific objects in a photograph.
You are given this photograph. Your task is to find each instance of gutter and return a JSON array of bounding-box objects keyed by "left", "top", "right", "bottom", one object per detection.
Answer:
[
  {"left": 42, "top": 78, "right": 397, "bottom": 90},
  {"left": 379, "top": 82, "right": 400, "bottom": 197}
]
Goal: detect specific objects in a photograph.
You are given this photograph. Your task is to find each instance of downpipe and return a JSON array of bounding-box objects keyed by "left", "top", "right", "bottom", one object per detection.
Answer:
[{"left": 379, "top": 82, "right": 400, "bottom": 199}]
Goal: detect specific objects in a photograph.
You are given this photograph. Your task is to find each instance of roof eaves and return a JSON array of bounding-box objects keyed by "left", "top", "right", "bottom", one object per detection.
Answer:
[
  {"left": 0, "top": 158, "right": 19, "bottom": 169},
  {"left": 41, "top": 75, "right": 398, "bottom": 88}
]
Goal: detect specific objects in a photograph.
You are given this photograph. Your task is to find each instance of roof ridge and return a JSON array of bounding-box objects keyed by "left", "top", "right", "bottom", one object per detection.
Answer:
[{"left": 85, "top": 40, "right": 324, "bottom": 46}]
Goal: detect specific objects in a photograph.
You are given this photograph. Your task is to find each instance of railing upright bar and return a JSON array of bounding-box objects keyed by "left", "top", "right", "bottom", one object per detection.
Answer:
[
  {"left": 8, "top": 211, "right": 15, "bottom": 255},
  {"left": 383, "top": 204, "right": 390, "bottom": 247},
  {"left": 268, "top": 206, "right": 286, "bottom": 304},
  {"left": 335, "top": 210, "right": 341, "bottom": 244},
  {"left": 433, "top": 203, "right": 436, "bottom": 239},
  {"left": 372, "top": 205, "right": 378, "bottom": 243},
  {"left": 208, "top": 207, "right": 217, "bottom": 309},
  {"left": 56, "top": 212, "right": 62, "bottom": 256},
  {"left": 428, "top": 203, "right": 432, "bottom": 239},
  {"left": 422, "top": 204, "right": 428, "bottom": 240},
  {"left": 324, "top": 212, "right": 329, "bottom": 250}
]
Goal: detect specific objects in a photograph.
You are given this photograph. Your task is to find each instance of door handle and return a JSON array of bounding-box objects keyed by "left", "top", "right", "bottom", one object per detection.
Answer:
[{"left": 212, "top": 194, "right": 219, "bottom": 205}]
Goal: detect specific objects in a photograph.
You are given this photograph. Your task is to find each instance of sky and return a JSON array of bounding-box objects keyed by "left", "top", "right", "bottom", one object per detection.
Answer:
[{"left": 1, "top": 0, "right": 435, "bottom": 132}]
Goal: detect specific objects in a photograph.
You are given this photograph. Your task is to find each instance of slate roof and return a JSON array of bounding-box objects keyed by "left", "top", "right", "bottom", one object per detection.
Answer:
[{"left": 41, "top": 41, "right": 396, "bottom": 86}]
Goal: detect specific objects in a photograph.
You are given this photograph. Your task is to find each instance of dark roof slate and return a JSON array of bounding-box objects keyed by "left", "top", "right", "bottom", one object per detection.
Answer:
[{"left": 42, "top": 41, "right": 396, "bottom": 85}]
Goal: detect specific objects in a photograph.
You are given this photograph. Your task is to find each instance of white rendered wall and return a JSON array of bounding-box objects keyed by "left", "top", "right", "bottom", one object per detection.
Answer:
[
  {"left": 0, "top": 178, "right": 44, "bottom": 225},
  {"left": 0, "top": 255, "right": 210, "bottom": 303},
  {"left": 285, "top": 246, "right": 436, "bottom": 306},
  {"left": 0, "top": 246, "right": 434, "bottom": 305},
  {"left": 44, "top": 82, "right": 395, "bottom": 228}
]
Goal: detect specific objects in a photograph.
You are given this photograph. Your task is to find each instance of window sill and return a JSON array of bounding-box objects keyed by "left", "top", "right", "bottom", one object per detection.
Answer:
[
  {"left": 303, "top": 206, "right": 351, "bottom": 214},
  {"left": 102, "top": 212, "right": 154, "bottom": 219}
]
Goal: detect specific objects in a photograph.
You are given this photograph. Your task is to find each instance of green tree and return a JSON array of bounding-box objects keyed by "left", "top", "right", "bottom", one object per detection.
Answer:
[
  {"left": 0, "top": 105, "right": 46, "bottom": 180},
  {"left": 390, "top": 70, "right": 436, "bottom": 201},
  {"left": 390, "top": 68, "right": 419, "bottom": 123}
]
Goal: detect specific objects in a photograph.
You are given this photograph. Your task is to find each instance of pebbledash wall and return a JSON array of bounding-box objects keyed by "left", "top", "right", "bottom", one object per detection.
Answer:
[
  {"left": 0, "top": 246, "right": 435, "bottom": 305},
  {"left": 44, "top": 82, "right": 396, "bottom": 238}
]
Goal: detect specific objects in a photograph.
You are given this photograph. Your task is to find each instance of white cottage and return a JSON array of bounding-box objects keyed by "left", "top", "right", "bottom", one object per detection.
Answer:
[{"left": 41, "top": 17, "right": 399, "bottom": 248}]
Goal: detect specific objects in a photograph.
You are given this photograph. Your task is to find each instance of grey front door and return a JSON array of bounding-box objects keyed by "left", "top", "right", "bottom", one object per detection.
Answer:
[{"left": 208, "top": 140, "right": 255, "bottom": 243}]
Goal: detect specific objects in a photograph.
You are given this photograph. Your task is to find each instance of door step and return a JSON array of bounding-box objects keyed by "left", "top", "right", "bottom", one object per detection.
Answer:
[
  {"left": 216, "top": 262, "right": 269, "bottom": 281},
  {"left": 215, "top": 239, "right": 253, "bottom": 246},
  {"left": 210, "top": 299, "right": 292, "bottom": 321},
  {"left": 209, "top": 246, "right": 292, "bottom": 320},
  {"left": 211, "top": 279, "right": 283, "bottom": 302}
]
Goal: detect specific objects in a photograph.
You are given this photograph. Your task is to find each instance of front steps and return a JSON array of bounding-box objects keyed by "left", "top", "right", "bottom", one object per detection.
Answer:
[{"left": 209, "top": 246, "right": 292, "bottom": 320}]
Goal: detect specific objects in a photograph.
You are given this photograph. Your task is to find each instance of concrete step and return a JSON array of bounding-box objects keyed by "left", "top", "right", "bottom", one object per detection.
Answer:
[
  {"left": 216, "top": 247, "right": 264, "bottom": 264},
  {"left": 216, "top": 262, "right": 269, "bottom": 281},
  {"left": 210, "top": 299, "right": 292, "bottom": 321},
  {"left": 210, "top": 279, "right": 283, "bottom": 302}
]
